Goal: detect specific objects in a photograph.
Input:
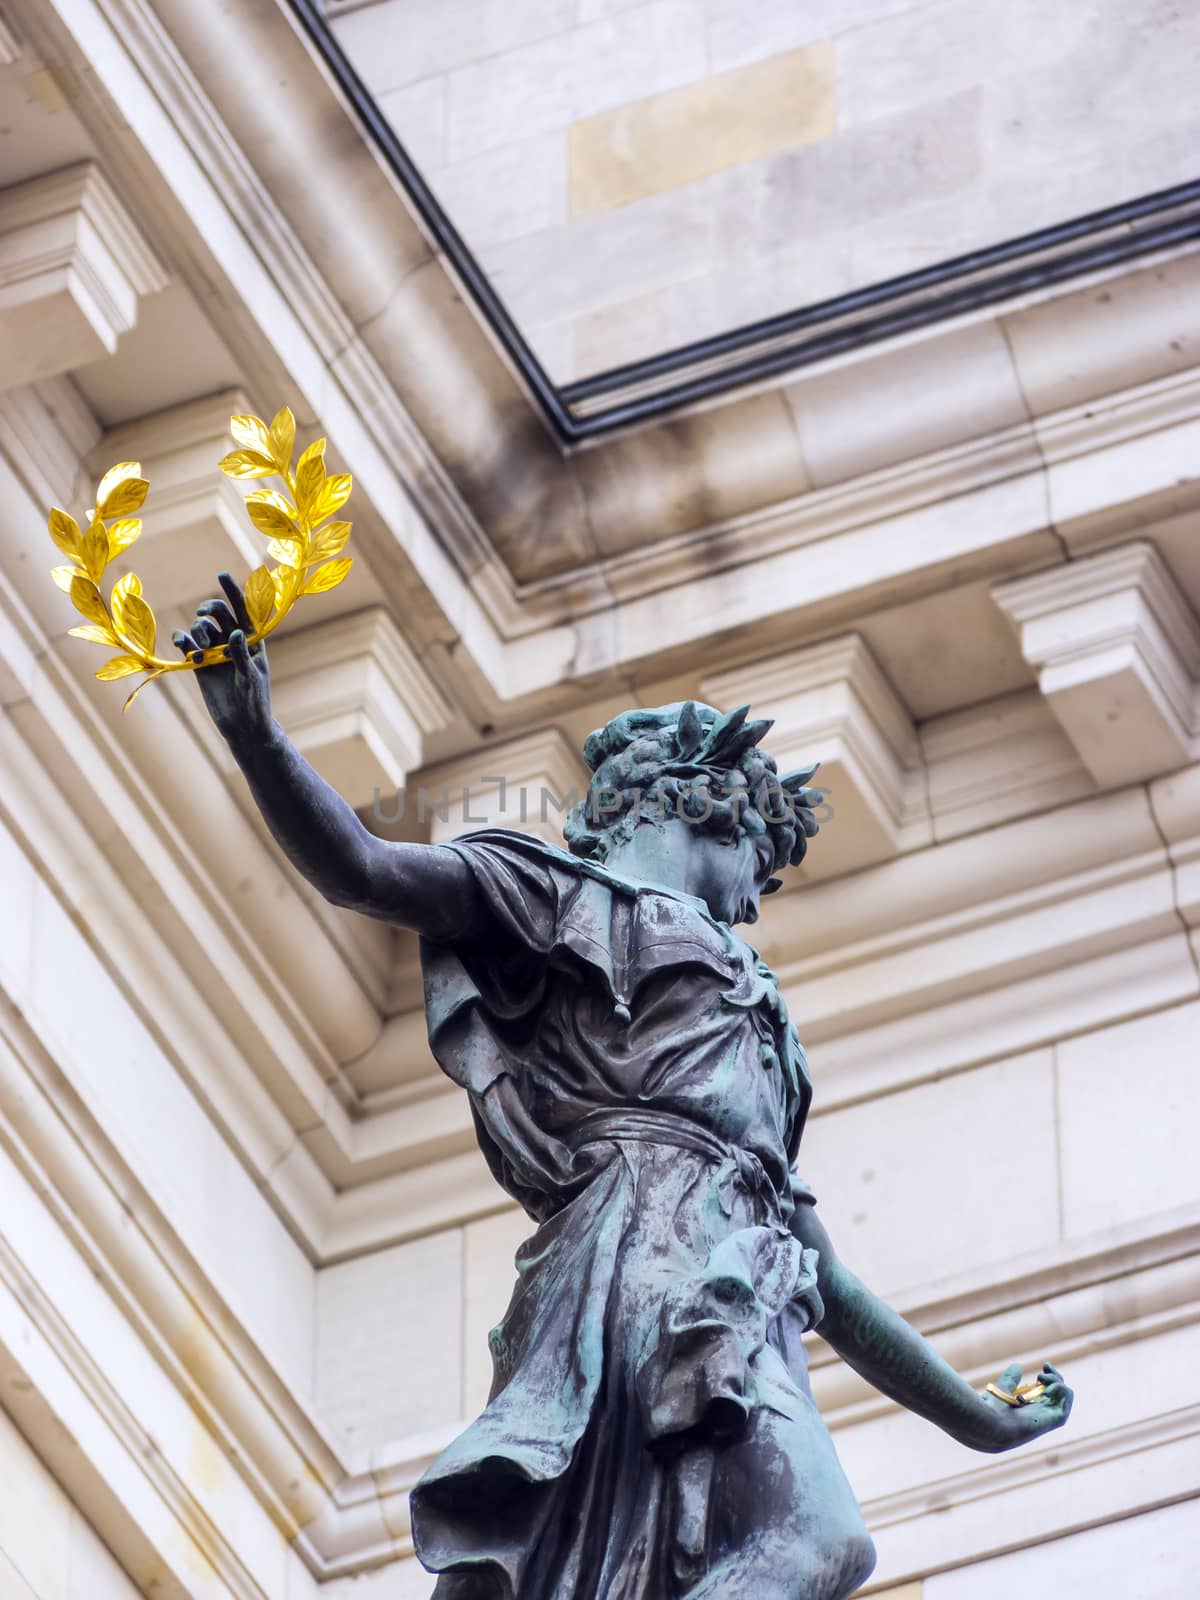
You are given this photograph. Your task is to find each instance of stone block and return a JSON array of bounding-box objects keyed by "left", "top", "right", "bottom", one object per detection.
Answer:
[
  {"left": 432, "top": 133, "right": 568, "bottom": 249},
  {"left": 800, "top": 1048, "right": 1058, "bottom": 1298},
  {"left": 836, "top": 0, "right": 1093, "bottom": 128},
  {"left": 785, "top": 321, "right": 1026, "bottom": 487},
  {"left": 316, "top": 1229, "right": 464, "bottom": 1448},
  {"left": 925, "top": 1498, "right": 1200, "bottom": 1600},
  {"left": 446, "top": 0, "right": 706, "bottom": 163},
  {"left": 1056, "top": 1000, "right": 1200, "bottom": 1237},
  {"left": 568, "top": 42, "right": 835, "bottom": 218},
  {"left": 329, "top": 0, "right": 576, "bottom": 96},
  {"left": 706, "top": 0, "right": 919, "bottom": 73},
  {"left": 999, "top": 254, "right": 1200, "bottom": 417},
  {"left": 376, "top": 75, "right": 448, "bottom": 172}
]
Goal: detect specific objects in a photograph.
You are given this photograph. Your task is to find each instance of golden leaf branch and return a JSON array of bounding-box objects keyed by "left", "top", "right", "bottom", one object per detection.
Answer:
[{"left": 47, "top": 408, "right": 354, "bottom": 709}]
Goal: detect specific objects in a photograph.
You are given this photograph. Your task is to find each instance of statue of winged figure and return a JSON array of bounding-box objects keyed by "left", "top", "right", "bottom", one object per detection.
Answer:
[{"left": 176, "top": 575, "right": 1073, "bottom": 1600}]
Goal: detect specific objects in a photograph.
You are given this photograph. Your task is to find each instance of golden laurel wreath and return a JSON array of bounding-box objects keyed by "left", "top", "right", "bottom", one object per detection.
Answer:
[{"left": 47, "top": 407, "right": 353, "bottom": 709}]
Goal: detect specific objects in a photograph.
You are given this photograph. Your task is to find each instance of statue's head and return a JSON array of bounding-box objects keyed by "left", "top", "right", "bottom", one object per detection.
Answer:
[{"left": 564, "top": 702, "right": 821, "bottom": 924}]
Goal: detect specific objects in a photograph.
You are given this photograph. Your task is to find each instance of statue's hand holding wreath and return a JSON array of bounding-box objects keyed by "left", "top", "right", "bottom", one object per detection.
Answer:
[{"left": 173, "top": 572, "right": 273, "bottom": 748}]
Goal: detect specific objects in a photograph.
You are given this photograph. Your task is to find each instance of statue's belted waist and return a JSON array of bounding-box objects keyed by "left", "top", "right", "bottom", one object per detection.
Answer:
[{"left": 569, "top": 1106, "right": 784, "bottom": 1218}]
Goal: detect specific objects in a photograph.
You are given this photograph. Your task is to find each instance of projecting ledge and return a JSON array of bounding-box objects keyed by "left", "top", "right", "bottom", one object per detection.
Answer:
[
  {"left": 702, "top": 634, "right": 929, "bottom": 878},
  {"left": 268, "top": 607, "right": 453, "bottom": 809},
  {"left": 0, "top": 162, "right": 167, "bottom": 390},
  {"left": 994, "top": 541, "right": 1200, "bottom": 786}
]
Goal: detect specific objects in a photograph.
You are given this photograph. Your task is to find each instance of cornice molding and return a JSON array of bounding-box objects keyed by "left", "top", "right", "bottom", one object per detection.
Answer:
[{"left": 10, "top": 0, "right": 1200, "bottom": 715}]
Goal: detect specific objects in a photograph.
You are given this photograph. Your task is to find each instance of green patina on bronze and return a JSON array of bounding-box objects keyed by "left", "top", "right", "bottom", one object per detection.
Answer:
[{"left": 177, "top": 575, "right": 1074, "bottom": 1600}]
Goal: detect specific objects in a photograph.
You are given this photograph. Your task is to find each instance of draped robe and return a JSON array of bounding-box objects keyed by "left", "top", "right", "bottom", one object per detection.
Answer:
[{"left": 410, "top": 830, "right": 828, "bottom": 1599}]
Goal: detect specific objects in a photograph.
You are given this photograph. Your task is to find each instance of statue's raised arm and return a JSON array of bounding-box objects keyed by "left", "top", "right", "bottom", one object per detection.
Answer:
[{"left": 176, "top": 573, "right": 484, "bottom": 943}]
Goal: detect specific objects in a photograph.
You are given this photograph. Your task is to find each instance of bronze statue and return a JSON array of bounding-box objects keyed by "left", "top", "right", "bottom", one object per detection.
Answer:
[{"left": 176, "top": 575, "right": 1073, "bottom": 1600}]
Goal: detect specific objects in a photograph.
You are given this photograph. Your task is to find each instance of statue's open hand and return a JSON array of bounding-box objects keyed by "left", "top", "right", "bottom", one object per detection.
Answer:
[
  {"left": 172, "top": 572, "right": 272, "bottom": 746},
  {"left": 980, "top": 1361, "right": 1073, "bottom": 1450}
]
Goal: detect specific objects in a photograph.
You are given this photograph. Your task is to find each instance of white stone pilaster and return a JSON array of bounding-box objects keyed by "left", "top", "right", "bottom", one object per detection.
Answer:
[
  {"left": 0, "top": 163, "right": 167, "bottom": 389},
  {"left": 994, "top": 543, "right": 1200, "bottom": 786},
  {"left": 702, "top": 635, "right": 929, "bottom": 877}
]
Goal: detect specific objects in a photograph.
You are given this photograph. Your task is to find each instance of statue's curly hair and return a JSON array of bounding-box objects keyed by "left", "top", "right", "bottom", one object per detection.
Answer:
[{"left": 564, "top": 701, "right": 821, "bottom": 893}]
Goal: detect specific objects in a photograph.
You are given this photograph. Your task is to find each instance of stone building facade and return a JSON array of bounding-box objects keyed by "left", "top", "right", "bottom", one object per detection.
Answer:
[{"left": 0, "top": 1, "right": 1197, "bottom": 1596}]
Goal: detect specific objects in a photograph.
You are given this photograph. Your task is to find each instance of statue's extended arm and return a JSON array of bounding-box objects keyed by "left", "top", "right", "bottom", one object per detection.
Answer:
[
  {"left": 791, "top": 1200, "right": 1073, "bottom": 1453},
  {"left": 174, "top": 575, "right": 480, "bottom": 940}
]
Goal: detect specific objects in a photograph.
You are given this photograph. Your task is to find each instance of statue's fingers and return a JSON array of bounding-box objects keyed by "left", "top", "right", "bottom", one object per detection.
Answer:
[
  {"left": 191, "top": 618, "right": 220, "bottom": 651},
  {"left": 172, "top": 629, "right": 197, "bottom": 658},
  {"left": 195, "top": 597, "right": 238, "bottom": 637},
  {"left": 228, "top": 629, "right": 253, "bottom": 675},
  {"left": 218, "top": 571, "right": 253, "bottom": 635},
  {"left": 1041, "top": 1362, "right": 1064, "bottom": 1383},
  {"left": 996, "top": 1362, "right": 1022, "bottom": 1393}
]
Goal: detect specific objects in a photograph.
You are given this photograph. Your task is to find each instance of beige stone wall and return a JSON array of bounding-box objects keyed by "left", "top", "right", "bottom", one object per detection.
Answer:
[
  {"left": 0, "top": 1409, "right": 139, "bottom": 1600},
  {"left": 3, "top": 0, "right": 1199, "bottom": 1594},
  {"left": 329, "top": 0, "right": 1200, "bottom": 379}
]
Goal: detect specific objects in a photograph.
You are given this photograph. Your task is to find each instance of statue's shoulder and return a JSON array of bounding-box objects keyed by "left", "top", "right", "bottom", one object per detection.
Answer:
[{"left": 445, "top": 827, "right": 622, "bottom": 895}]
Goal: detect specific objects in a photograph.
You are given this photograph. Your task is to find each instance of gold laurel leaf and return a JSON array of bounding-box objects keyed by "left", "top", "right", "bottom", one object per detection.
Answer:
[
  {"left": 267, "top": 537, "right": 305, "bottom": 568},
  {"left": 69, "top": 574, "right": 110, "bottom": 629},
  {"left": 97, "top": 655, "right": 145, "bottom": 681},
  {"left": 230, "top": 414, "right": 273, "bottom": 456},
  {"left": 51, "top": 564, "right": 81, "bottom": 593},
  {"left": 95, "top": 461, "right": 141, "bottom": 511},
  {"left": 99, "top": 474, "right": 150, "bottom": 519},
  {"left": 82, "top": 516, "right": 110, "bottom": 583},
  {"left": 110, "top": 571, "right": 143, "bottom": 638},
  {"left": 121, "top": 591, "right": 157, "bottom": 657},
  {"left": 219, "top": 449, "right": 276, "bottom": 479},
  {"left": 294, "top": 439, "right": 327, "bottom": 518},
  {"left": 245, "top": 488, "right": 298, "bottom": 517},
  {"left": 302, "top": 557, "right": 353, "bottom": 595},
  {"left": 107, "top": 518, "right": 142, "bottom": 556},
  {"left": 48, "top": 508, "right": 82, "bottom": 559},
  {"left": 308, "top": 474, "right": 353, "bottom": 528},
  {"left": 244, "top": 565, "right": 276, "bottom": 634},
  {"left": 245, "top": 498, "right": 297, "bottom": 540},
  {"left": 268, "top": 406, "right": 296, "bottom": 472},
  {"left": 69, "top": 623, "right": 120, "bottom": 646},
  {"left": 307, "top": 519, "right": 351, "bottom": 562},
  {"left": 122, "top": 668, "right": 165, "bottom": 711},
  {"left": 273, "top": 565, "right": 302, "bottom": 607}
]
